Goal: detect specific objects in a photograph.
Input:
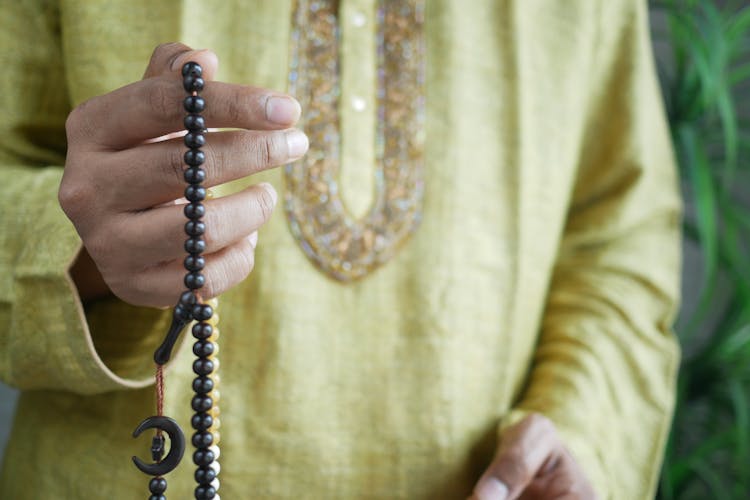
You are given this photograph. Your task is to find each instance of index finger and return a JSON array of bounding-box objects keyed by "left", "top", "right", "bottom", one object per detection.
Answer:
[{"left": 67, "top": 77, "right": 301, "bottom": 151}]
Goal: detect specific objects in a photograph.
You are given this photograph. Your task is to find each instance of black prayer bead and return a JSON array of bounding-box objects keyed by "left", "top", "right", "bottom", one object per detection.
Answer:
[
  {"left": 180, "top": 290, "right": 197, "bottom": 306},
  {"left": 184, "top": 132, "right": 206, "bottom": 149},
  {"left": 193, "top": 358, "right": 214, "bottom": 375},
  {"left": 193, "top": 449, "right": 215, "bottom": 467},
  {"left": 175, "top": 290, "right": 197, "bottom": 319},
  {"left": 182, "top": 61, "right": 203, "bottom": 78},
  {"left": 184, "top": 114, "right": 206, "bottom": 132},
  {"left": 149, "top": 495, "right": 166, "bottom": 500},
  {"left": 184, "top": 149, "right": 205, "bottom": 167},
  {"left": 195, "top": 485, "right": 217, "bottom": 499},
  {"left": 191, "top": 412, "right": 213, "bottom": 431},
  {"left": 195, "top": 466, "right": 217, "bottom": 485},
  {"left": 193, "top": 340, "right": 214, "bottom": 358},
  {"left": 185, "top": 272, "right": 205, "bottom": 290},
  {"left": 184, "top": 95, "right": 206, "bottom": 113},
  {"left": 183, "top": 75, "right": 205, "bottom": 93},
  {"left": 192, "top": 304, "right": 213, "bottom": 321},
  {"left": 192, "top": 431, "right": 214, "bottom": 449},
  {"left": 191, "top": 395, "right": 213, "bottom": 412},
  {"left": 184, "top": 202, "right": 205, "bottom": 220},
  {"left": 173, "top": 302, "right": 193, "bottom": 322},
  {"left": 149, "top": 477, "right": 167, "bottom": 494},
  {"left": 185, "top": 238, "right": 206, "bottom": 254},
  {"left": 185, "top": 220, "right": 206, "bottom": 237},
  {"left": 185, "top": 185, "right": 207, "bottom": 202},
  {"left": 184, "top": 166, "right": 206, "bottom": 184},
  {"left": 192, "top": 375, "right": 214, "bottom": 394},
  {"left": 185, "top": 254, "right": 206, "bottom": 272},
  {"left": 192, "top": 322, "right": 213, "bottom": 339}
]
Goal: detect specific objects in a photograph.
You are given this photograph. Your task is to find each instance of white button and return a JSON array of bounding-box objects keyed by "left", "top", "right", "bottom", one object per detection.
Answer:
[
  {"left": 352, "top": 11, "right": 366, "bottom": 27},
  {"left": 351, "top": 96, "right": 366, "bottom": 111}
]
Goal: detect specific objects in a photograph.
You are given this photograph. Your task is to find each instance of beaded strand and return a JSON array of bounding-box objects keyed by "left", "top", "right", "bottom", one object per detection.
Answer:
[{"left": 180, "top": 61, "right": 220, "bottom": 500}]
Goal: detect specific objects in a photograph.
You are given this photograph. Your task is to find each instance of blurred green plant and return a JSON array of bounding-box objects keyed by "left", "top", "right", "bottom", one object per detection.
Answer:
[{"left": 650, "top": 0, "right": 750, "bottom": 498}]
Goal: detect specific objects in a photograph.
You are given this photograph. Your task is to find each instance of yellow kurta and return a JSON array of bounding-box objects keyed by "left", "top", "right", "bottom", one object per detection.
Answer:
[{"left": 0, "top": 1, "right": 681, "bottom": 498}]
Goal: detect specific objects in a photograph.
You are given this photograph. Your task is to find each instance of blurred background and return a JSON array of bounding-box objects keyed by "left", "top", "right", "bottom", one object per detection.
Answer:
[
  {"left": 1, "top": 0, "right": 748, "bottom": 498},
  {"left": 651, "top": 0, "right": 750, "bottom": 498}
]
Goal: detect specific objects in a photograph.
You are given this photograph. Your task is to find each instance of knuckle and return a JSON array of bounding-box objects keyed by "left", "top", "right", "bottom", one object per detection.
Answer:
[
  {"left": 201, "top": 208, "right": 220, "bottom": 249},
  {"left": 247, "top": 134, "right": 272, "bottom": 167},
  {"left": 147, "top": 79, "right": 179, "bottom": 123},
  {"left": 254, "top": 187, "right": 276, "bottom": 222},
  {"left": 200, "top": 140, "right": 221, "bottom": 176},
  {"left": 166, "top": 146, "right": 187, "bottom": 185},
  {"left": 65, "top": 98, "right": 95, "bottom": 142},
  {"left": 202, "top": 268, "right": 223, "bottom": 299},
  {"left": 58, "top": 176, "right": 92, "bottom": 219},
  {"left": 265, "top": 133, "right": 286, "bottom": 165},
  {"left": 230, "top": 244, "right": 255, "bottom": 280},
  {"left": 226, "top": 92, "right": 246, "bottom": 124},
  {"left": 238, "top": 244, "right": 256, "bottom": 275},
  {"left": 64, "top": 107, "right": 81, "bottom": 137},
  {"left": 260, "top": 136, "right": 274, "bottom": 166}
]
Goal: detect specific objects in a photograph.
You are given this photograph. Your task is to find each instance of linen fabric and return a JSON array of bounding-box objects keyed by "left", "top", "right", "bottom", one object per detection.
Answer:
[{"left": 0, "top": 0, "right": 681, "bottom": 498}]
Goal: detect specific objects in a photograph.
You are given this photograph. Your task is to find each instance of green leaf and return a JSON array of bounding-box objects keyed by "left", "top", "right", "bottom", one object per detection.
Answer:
[
  {"left": 715, "top": 86, "right": 739, "bottom": 184},
  {"left": 729, "top": 380, "right": 749, "bottom": 486},
  {"left": 691, "top": 457, "right": 734, "bottom": 498},
  {"left": 725, "top": 5, "right": 750, "bottom": 54},
  {"left": 679, "top": 125, "right": 719, "bottom": 331}
]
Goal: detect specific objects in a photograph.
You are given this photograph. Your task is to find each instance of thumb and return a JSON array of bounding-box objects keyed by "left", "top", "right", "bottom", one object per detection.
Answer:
[{"left": 142, "top": 42, "right": 219, "bottom": 81}]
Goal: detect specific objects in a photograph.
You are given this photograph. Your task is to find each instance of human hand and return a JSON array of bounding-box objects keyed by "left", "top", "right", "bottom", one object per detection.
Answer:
[
  {"left": 469, "top": 414, "right": 598, "bottom": 500},
  {"left": 59, "top": 43, "right": 308, "bottom": 306}
]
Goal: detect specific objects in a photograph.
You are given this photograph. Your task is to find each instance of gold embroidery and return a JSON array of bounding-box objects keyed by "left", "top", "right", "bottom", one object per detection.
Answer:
[{"left": 286, "top": 0, "right": 425, "bottom": 281}]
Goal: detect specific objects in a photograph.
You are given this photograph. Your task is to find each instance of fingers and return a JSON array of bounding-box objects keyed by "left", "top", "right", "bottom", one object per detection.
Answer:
[
  {"left": 471, "top": 414, "right": 562, "bottom": 500},
  {"left": 66, "top": 78, "right": 302, "bottom": 151},
  {"left": 60, "top": 43, "right": 294, "bottom": 308},
  {"left": 114, "top": 236, "right": 258, "bottom": 308},
  {"left": 142, "top": 43, "right": 219, "bottom": 81},
  {"left": 113, "top": 183, "right": 278, "bottom": 266},
  {"left": 105, "top": 128, "right": 308, "bottom": 209},
  {"left": 85, "top": 182, "right": 274, "bottom": 308},
  {"left": 65, "top": 41, "right": 300, "bottom": 151}
]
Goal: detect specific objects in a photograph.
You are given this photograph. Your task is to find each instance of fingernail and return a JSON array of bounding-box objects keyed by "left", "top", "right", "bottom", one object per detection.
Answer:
[
  {"left": 285, "top": 129, "right": 309, "bottom": 159},
  {"left": 247, "top": 231, "right": 259, "bottom": 249},
  {"left": 258, "top": 182, "right": 277, "bottom": 206},
  {"left": 266, "top": 96, "right": 301, "bottom": 124},
  {"left": 475, "top": 478, "right": 508, "bottom": 500}
]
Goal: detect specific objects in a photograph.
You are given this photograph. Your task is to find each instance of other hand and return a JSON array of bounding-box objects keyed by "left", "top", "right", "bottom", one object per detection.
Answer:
[{"left": 469, "top": 414, "right": 598, "bottom": 500}]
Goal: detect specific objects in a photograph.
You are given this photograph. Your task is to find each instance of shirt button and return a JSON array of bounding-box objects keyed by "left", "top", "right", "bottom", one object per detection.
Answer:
[
  {"left": 351, "top": 11, "right": 367, "bottom": 27},
  {"left": 351, "top": 96, "right": 366, "bottom": 112}
]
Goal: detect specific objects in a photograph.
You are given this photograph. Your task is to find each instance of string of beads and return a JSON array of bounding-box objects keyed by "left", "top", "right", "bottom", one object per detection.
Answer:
[{"left": 181, "top": 61, "right": 220, "bottom": 500}]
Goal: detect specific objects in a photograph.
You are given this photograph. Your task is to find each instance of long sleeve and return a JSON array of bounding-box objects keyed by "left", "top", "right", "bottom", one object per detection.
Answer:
[
  {"left": 502, "top": 2, "right": 682, "bottom": 498},
  {"left": 0, "top": 0, "right": 167, "bottom": 394}
]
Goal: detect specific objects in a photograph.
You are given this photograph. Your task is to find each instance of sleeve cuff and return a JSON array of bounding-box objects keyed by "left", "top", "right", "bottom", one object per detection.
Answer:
[{"left": 4, "top": 166, "right": 172, "bottom": 394}]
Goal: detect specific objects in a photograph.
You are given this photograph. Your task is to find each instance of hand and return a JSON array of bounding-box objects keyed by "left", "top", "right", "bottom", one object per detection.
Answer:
[
  {"left": 469, "top": 414, "right": 598, "bottom": 500},
  {"left": 59, "top": 43, "right": 308, "bottom": 306}
]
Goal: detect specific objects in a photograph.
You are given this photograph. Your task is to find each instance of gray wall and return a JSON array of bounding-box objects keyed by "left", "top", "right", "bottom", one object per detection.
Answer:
[{"left": 0, "top": 383, "right": 18, "bottom": 466}]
